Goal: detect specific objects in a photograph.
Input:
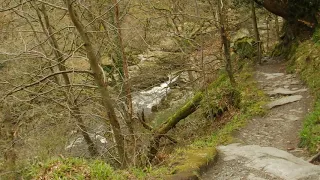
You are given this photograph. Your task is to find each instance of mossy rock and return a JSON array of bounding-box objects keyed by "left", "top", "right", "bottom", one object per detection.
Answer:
[
  {"left": 233, "top": 37, "right": 255, "bottom": 59},
  {"left": 159, "top": 37, "right": 180, "bottom": 52},
  {"left": 168, "top": 147, "right": 217, "bottom": 180}
]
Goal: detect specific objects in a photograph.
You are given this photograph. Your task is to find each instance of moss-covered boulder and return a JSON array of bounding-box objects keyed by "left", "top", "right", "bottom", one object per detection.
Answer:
[{"left": 233, "top": 37, "right": 255, "bottom": 59}]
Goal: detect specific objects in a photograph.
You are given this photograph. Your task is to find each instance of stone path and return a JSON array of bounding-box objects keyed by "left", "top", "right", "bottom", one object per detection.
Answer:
[{"left": 202, "top": 60, "right": 320, "bottom": 180}]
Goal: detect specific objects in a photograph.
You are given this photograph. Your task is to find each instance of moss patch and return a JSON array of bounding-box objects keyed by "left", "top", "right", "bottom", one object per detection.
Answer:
[
  {"left": 24, "top": 158, "right": 127, "bottom": 180},
  {"left": 169, "top": 147, "right": 217, "bottom": 178},
  {"left": 23, "top": 157, "right": 171, "bottom": 180},
  {"left": 300, "top": 101, "right": 320, "bottom": 153}
]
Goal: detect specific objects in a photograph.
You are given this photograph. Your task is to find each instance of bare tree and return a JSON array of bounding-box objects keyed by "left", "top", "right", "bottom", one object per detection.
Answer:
[
  {"left": 216, "top": 0, "right": 236, "bottom": 86},
  {"left": 251, "top": 0, "right": 262, "bottom": 64},
  {"left": 274, "top": 15, "right": 280, "bottom": 40},
  {"left": 65, "top": 0, "right": 127, "bottom": 167},
  {"left": 112, "top": 0, "right": 134, "bottom": 137},
  {"left": 1, "top": 105, "right": 18, "bottom": 180},
  {"left": 36, "top": 3, "right": 99, "bottom": 157}
]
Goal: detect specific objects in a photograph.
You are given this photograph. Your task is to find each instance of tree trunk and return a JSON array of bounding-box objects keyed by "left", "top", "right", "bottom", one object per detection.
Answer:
[
  {"left": 266, "top": 15, "right": 270, "bottom": 51},
  {"left": 2, "top": 107, "right": 17, "bottom": 180},
  {"left": 113, "top": 0, "right": 134, "bottom": 137},
  {"left": 253, "top": 0, "right": 288, "bottom": 19},
  {"left": 39, "top": 4, "right": 98, "bottom": 157},
  {"left": 217, "top": 0, "right": 236, "bottom": 87},
  {"left": 253, "top": 0, "right": 317, "bottom": 28},
  {"left": 274, "top": 15, "right": 280, "bottom": 40},
  {"left": 65, "top": 0, "right": 127, "bottom": 168},
  {"left": 251, "top": 0, "right": 262, "bottom": 64}
]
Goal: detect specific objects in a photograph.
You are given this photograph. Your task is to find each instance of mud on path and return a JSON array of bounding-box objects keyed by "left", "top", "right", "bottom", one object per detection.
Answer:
[{"left": 202, "top": 59, "right": 320, "bottom": 180}]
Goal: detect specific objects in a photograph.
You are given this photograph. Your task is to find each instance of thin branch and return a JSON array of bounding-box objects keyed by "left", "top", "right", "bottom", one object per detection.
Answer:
[
  {"left": 4, "top": 70, "right": 93, "bottom": 97},
  {"left": 0, "top": 0, "right": 32, "bottom": 12},
  {"left": 36, "top": 0, "right": 68, "bottom": 10}
]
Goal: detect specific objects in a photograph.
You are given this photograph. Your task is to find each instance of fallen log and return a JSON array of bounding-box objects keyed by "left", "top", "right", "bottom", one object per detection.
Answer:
[
  {"left": 146, "top": 77, "right": 241, "bottom": 162},
  {"left": 138, "top": 110, "right": 178, "bottom": 144},
  {"left": 147, "top": 92, "right": 204, "bottom": 162}
]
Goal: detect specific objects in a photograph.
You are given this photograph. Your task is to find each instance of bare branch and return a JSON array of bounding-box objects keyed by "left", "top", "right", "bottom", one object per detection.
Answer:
[
  {"left": 4, "top": 70, "right": 93, "bottom": 97},
  {"left": 0, "top": 0, "right": 32, "bottom": 12},
  {"left": 36, "top": 0, "right": 67, "bottom": 11}
]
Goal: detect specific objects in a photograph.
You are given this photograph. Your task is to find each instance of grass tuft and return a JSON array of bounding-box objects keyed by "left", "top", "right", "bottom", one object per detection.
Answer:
[
  {"left": 300, "top": 101, "right": 320, "bottom": 152},
  {"left": 23, "top": 158, "right": 126, "bottom": 180}
]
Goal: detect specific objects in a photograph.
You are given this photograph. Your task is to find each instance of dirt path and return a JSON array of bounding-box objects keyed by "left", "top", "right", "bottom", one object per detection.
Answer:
[{"left": 201, "top": 59, "right": 319, "bottom": 180}]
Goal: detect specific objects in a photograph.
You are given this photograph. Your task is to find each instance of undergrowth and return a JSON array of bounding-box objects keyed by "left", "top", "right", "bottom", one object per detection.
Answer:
[
  {"left": 287, "top": 33, "right": 320, "bottom": 153},
  {"left": 24, "top": 158, "right": 124, "bottom": 180},
  {"left": 22, "top": 158, "right": 170, "bottom": 180}
]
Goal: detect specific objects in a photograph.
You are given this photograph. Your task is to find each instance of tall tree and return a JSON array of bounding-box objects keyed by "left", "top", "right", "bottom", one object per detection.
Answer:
[
  {"left": 2, "top": 105, "right": 17, "bottom": 180},
  {"left": 274, "top": 15, "right": 280, "bottom": 40},
  {"left": 112, "top": 0, "right": 134, "bottom": 137},
  {"left": 37, "top": 3, "right": 99, "bottom": 157},
  {"left": 266, "top": 14, "right": 270, "bottom": 51},
  {"left": 251, "top": 0, "right": 262, "bottom": 64},
  {"left": 217, "top": 0, "right": 236, "bottom": 86},
  {"left": 65, "top": 0, "right": 127, "bottom": 168}
]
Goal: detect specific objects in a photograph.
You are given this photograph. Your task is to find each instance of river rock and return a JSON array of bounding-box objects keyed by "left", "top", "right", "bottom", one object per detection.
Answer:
[
  {"left": 266, "top": 95, "right": 303, "bottom": 109},
  {"left": 159, "top": 37, "right": 180, "bottom": 52},
  {"left": 218, "top": 143, "right": 320, "bottom": 180}
]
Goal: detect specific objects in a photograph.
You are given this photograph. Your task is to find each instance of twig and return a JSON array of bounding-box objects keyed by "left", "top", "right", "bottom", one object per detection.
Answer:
[{"left": 4, "top": 70, "right": 93, "bottom": 97}]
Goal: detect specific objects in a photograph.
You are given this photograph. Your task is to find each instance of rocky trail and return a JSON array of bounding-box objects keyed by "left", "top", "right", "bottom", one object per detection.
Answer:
[{"left": 201, "top": 58, "right": 320, "bottom": 180}]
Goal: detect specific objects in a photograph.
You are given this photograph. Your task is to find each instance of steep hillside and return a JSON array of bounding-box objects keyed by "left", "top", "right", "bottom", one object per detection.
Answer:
[{"left": 287, "top": 29, "right": 320, "bottom": 154}]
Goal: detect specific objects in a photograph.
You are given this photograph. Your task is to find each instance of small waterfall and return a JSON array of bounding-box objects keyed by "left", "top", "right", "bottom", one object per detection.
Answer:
[{"left": 132, "top": 75, "right": 179, "bottom": 115}]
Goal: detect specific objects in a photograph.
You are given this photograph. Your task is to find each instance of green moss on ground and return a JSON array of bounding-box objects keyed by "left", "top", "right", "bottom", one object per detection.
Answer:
[
  {"left": 300, "top": 102, "right": 320, "bottom": 153},
  {"left": 23, "top": 157, "right": 170, "bottom": 180},
  {"left": 287, "top": 36, "right": 320, "bottom": 153},
  {"left": 24, "top": 158, "right": 126, "bottom": 180}
]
